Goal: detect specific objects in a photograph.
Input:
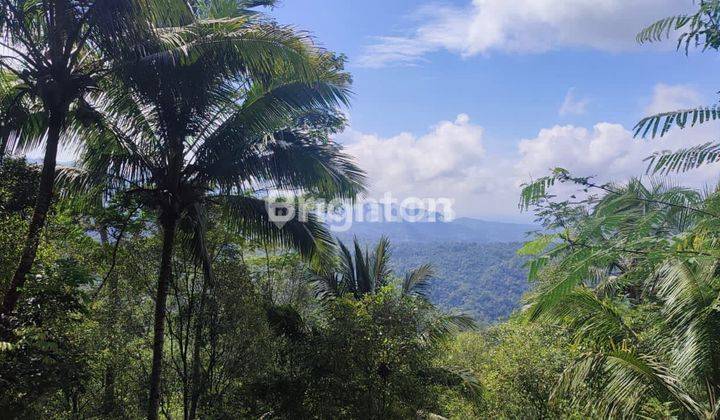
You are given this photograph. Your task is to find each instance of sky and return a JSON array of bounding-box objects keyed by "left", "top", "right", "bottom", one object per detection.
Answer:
[{"left": 270, "top": 0, "right": 720, "bottom": 222}]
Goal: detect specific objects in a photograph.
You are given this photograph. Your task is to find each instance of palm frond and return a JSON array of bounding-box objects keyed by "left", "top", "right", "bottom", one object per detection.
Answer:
[
  {"left": 194, "top": 0, "right": 278, "bottom": 19},
  {"left": 637, "top": 14, "right": 697, "bottom": 44},
  {"left": 198, "top": 128, "right": 365, "bottom": 200},
  {"left": 637, "top": 1, "right": 720, "bottom": 53},
  {"left": 401, "top": 263, "right": 433, "bottom": 297},
  {"left": 371, "top": 236, "right": 392, "bottom": 289},
  {"left": 557, "top": 349, "right": 692, "bottom": 417},
  {"left": 525, "top": 250, "right": 592, "bottom": 321},
  {"left": 147, "top": 17, "right": 316, "bottom": 85},
  {"left": 418, "top": 310, "right": 475, "bottom": 345},
  {"left": 541, "top": 288, "right": 636, "bottom": 343},
  {"left": 220, "top": 194, "right": 334, "bottom": 262},
  {"left": 337, "top": 240, "right": 357, "bottom": 295},
  {"left": 353, "top": 239, "right": 372, "bottom": 294}
]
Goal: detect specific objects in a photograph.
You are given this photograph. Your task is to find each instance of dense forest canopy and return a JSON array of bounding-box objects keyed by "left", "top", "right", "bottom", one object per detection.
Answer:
[{"left": 1, "top": 0, "right": 720, "bottom": 419}]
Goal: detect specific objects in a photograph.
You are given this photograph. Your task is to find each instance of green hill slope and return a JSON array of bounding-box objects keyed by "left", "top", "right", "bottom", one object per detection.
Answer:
[{"left": 389, "top": 242, "right": 528, "bottom": 324}]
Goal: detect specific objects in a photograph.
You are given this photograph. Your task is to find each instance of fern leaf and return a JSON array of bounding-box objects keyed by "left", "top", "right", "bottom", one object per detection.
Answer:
[
  {"left": 634, "top": 106, "right": 720, "bottom": 139},
  {"left": 519, "top": 168, "right": 570, "bottom": 211},
  {"left": 637, "top": 14, "right": 693, "bottom": 44},
  {"left": 645, "top": 142, "right": 720, "bottom": 175}
]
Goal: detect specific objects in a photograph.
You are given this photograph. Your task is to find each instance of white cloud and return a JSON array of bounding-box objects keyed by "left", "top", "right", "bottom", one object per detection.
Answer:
[
  {"left": 515, "top": 84, "right": 720, "bottom": 201},
  {"left": 341, "top": 114, "right": 520, "bottom": 218},
  {"left": 644, "top": 83, "right": 705, "bottom": 115},
  {"left": 559, "top": 88, "right": 589, "bottom": 116},
  {"left": 342, "top": 113, "right": 485, "bottom": 190},
  {"left": 357, "top": 0, "right": 688, "bottom": 68},
  {"left": 340, "top": 84, "right": 720, "bottom": 220}
]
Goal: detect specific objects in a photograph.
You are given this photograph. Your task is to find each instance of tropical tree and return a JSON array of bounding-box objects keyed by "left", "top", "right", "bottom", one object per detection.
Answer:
[
  {"left": 317, "top": 236, "right": 436, "bottom": 298},
  {"left": 0, "top": 0, "right": 163, "bottom": 320},
  {"left": 62, "top": 4, "right": 365, "bottom": 417},
  {"left": 319, "top": 237, "right": 392, "bottom": 298},
  {"left": 317, "top": 236, "right": 477, "bottom": 352},
  {"left": 440, "top": 322, "right": 576, "bottom": 419},
  {"left": 519, "top": 171, "right": 720, "bottom": 417}
]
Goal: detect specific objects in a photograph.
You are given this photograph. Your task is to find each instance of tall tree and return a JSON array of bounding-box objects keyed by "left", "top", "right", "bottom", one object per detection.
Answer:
[
  {"left": 0, "top": 0, "right": 158, "bottom": 321},
  {"left": 62, "top": 5, "right": 365, "bottom": 416},
  {"left": 318, "top": 237, "right": 394, "bottom": 298}
]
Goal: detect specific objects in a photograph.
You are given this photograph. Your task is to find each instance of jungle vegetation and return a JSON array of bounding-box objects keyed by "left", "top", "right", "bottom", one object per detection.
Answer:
[{"left": 2, "top": 0, "right": 720, "bottom": 419}]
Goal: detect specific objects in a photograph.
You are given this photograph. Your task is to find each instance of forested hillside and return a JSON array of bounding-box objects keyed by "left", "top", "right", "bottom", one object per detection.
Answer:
[
  {"left": 390, "top": 242, "right": 528, "bottom": 323},
  {"left": 337, "top": 216, "right": 534, "bottom": 323}
]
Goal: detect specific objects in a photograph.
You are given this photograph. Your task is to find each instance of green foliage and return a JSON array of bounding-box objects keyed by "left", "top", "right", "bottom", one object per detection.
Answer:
[
  {"left": 439, "top": 322, "right": 577, "bottom": 419},
  {"left": 634, "top": 106, "right": 720, "bottom": 139},
  {"left": 0, "top": 259, "right": 94, "bottom": 418},
  {"left": 637, "top": 0, "right": 720, "bottom": 52},
  {"left": 645, "top": 141, "right": 720, "bottom": 175},
  {"left": 0, "top": 174, "right": 484, "bottom": 418},
  {"left": 519, "top": 168, "right": 570, "bottom": 211},
  {"left": 519, "top": 167, "right": 720, "bottom": 417},
  {"left": 517, "top": 233, "right": 557, "bottom": 256},
  {"left": 13, "top": 2, "right": 720, "bottom": 419},
  {"left": 268, "top": 289, "right": 462, "bottom": 419},
  {"left": 0, "top": 157, "right": 39, "bottom": 216}
]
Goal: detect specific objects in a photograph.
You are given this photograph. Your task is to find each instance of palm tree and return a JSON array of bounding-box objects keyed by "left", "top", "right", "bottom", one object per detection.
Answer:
[
  {"left": 63, "top": 6, "right": 365, "bottom": 417},
  {"left": 318, "top": 237, "right": 394, "bottom": 298},
  {"left": 317, "top": 236, "right": 475, "bottom": 339},
  {"left": 315, "top": 236, "right": 479, "bottom": 412},
  {"left": 318, "top": 236, "right": 437, "bottom": 300},
  {"left": 0, "top": 0, "right": 161, "bottom": 320},
  {"left": 532, "top": 254, "right": 720, "bottom": 418}
]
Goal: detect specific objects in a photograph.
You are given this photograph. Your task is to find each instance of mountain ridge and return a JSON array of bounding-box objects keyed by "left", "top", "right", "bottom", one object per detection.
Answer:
[{"left": 334, "top": 216, "right": 535, "bottom": 244}]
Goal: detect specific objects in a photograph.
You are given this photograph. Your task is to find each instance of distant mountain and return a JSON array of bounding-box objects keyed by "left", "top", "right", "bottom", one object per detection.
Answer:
[
  {"left": 334, "top": 216, "right": 535, "bottom": 244},
  {"left": 327, "top": 204, "right": 535, "bottom": 323}
]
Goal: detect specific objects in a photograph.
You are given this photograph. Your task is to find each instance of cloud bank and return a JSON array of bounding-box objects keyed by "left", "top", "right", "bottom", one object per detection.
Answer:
[
  {"left": 340, "top": 84, "right": 720, "bottom": 220},
  {"left": 358, "top": 0, "right": 688, "bottom": 68}
]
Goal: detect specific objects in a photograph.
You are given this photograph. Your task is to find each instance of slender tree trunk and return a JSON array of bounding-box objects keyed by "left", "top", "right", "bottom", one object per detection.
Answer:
[
  {"left": 1, "top": 113, "right": 63, "bottom": 322},
  {"left": 264, "top": 241, "right": 273, "bottom": 301},
  {"left": 0, "top": 126, "right": 9, "bottom": 166},
  {"left": 100, "top": 226, "right": 120, "bottom": 416},
  {"left": 188, "top": 223, "right": 216, "bottom": 419},
  {"left": 188, "top": 249, "right": 212, "bottom": 420},
  {"left": 148, "top": 216, "right": 178, "bottom": 420}
]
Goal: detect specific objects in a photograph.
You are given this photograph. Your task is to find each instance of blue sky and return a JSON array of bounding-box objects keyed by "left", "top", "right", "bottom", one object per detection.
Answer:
[{"left": 275, "top": 1, "right": 715, "bottom": 146}]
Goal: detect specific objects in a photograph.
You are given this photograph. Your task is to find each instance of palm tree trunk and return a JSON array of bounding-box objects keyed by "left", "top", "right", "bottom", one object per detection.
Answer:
[
  {"left": 1, "top": 114, "right": 62, "bottom": 321},
  {"left": 148, "top": 216, "right": 178, "bottom": 420}
]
